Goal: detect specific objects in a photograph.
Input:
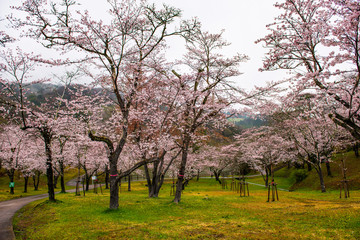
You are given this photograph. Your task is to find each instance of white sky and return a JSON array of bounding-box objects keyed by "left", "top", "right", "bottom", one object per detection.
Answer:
[{"left": 0, "top": 0, "right": 288, "bottom": 91}]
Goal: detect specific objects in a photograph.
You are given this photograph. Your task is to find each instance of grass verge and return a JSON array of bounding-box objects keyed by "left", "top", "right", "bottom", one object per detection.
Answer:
[
  {"left": 0, "top": 168, "right": 79, "bottom": 202},
  {"left": 13, "top": 179, "right": 360, "bottom": 240}
]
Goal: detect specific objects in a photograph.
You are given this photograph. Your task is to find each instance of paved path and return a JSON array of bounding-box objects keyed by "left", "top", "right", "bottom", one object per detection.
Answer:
[{"left": 0, "top": 179, "right": 80, "bottom": 240}]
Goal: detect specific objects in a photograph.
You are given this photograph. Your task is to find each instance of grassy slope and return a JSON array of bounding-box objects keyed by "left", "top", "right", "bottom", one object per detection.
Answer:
[
  {"left": 0, "top": 168, "right": 79, "bottom": 201},
  {"left": 247, "top": 151, "right": 360, "bottom": 192},
  {"left": 292, "top": 151, "right": 360, "bottom": 191},
  {"left": 13, "top": 179, "right": 360, "bottom": 240}
]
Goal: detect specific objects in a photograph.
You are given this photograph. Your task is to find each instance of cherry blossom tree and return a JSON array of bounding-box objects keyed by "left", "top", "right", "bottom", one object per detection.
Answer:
[
  {"left": 0, "top": 125, "right": 27, "bottom": 194},
  {"left": 0, "top": 19, "right": 13, "bottom": 47},
  {"left": 77, "top": 140, "right": 108, "bottom": 191},
  {"left": 17, "top": 135, "right": 46, "bottom": 193},
  {"left": 13, "top": 0, "right": 201, "bottom": 209},
  {"left": 197, "top": 145, "right": 236, "bottom": 184},
  {"left": 0, "top": 125, "right": 45, "bottom": 194},
  {"left": 171, "top": 27, "right": 248, "bottom": 203},
  {"left": 0, "top": 47, "right": 77, "bottom": 201},
  {"left": 236, "top": 126, "right": 293, "bottom": 187},
  {"left": 123, "top": 65, "right": 184, "bottom": 198},
  {"left": 52, "top": 135, "right": 71, "bottom": 193},
  {"left": 269, "top": 94, "right": 351, "bottom": 192},
  {"left": 257, "top": 0, "right": 360, "bottom": 141}
]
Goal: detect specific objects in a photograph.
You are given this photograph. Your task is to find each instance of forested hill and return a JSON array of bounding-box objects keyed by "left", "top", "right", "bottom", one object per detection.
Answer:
[
  {"left": 228, "top": 115, "right": 266, "bottom": 129},
  {"left": 13, "top": 83, "right": 104, "bottom": 105}
]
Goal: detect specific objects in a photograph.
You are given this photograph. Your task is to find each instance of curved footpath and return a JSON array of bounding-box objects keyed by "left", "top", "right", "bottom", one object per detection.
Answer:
[{"left": 0, "top": 178, "right": 79, "bottom": 240}]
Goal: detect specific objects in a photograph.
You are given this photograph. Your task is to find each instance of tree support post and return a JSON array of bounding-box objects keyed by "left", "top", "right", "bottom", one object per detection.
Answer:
[{"left": 267, "top": 179, "right": 279, "bottom": 202}]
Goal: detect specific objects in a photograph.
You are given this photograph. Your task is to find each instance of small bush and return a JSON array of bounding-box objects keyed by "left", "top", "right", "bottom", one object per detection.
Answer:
[{"left": 291, "top": 169, "right": 309, "bottom": 183}]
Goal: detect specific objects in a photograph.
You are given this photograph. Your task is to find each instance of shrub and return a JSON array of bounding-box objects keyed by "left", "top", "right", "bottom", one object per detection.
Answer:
[{"left": 291, "top": 169, "right": 309, "bottom": 183}]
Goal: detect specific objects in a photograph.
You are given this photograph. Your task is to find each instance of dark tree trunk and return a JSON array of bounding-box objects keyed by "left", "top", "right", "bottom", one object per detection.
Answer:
[
  {"left": 85, "top": 175, "right": 90, "bottom": 191},
  {"left": 109, "top": 158, "right": 119, "bottom": 210},
  {"left": 182, "top": 179, "right": 190, "bottom": 190},
  {"left": 127, "top": 174, "right": 131, "bottom": 191},
  {"left": 145, "top": 161, "right": 162, "bottom": 198},
  {"left": 174, "top": 138, "right": 189, "bottom": 204},
  {"left": 105, "top": 165, "right": 109, "bottom": 189},
  {"left": 144, "top": 151, "right": 172, "bottom": 198},
  {"left": 60, "top": 175, "right": 66, "bottom": 193},
  {"left": 316, "top": 164, "right": 326, "bottom": 193},
  {"left": 60, "top": 162, "right": 66, "bottom": 193},
  {"left": 43, "top": 131, "right": 55, "bottom": 202},
  {"left": 33, "top": 170, "right": 40, "bottom": 191},
  {"left": 150, "top": 159, "right": 161, "bottom": 197},
  {"left": 8, "top": 169, "right": 15, "bottom": 195},
  {"left": 325, "top": 160, "right": 332, "bottom": 177},
  {"left": 353, "top": 142, "right": 359, "bottom": 157},
  {"left": 196, "top": 169, "right": 200, "bottom": 181},
  {"left": 53, "top": 173, "right": 59, "bottom": 189},
  {"left": 307, "top": 162, "right": 312, "bottom": 171},
  {"left": 144, "top": 163, "right": 153, "bottom": 196},
  {"left": 81, "top": 167, "right": 91, "bottom": 191},
  {"left": 213, "top": 170, "right": 222, "bottom": 184},
  {"left": 23, "top": 176, "right": 29, "bottom": 193}
]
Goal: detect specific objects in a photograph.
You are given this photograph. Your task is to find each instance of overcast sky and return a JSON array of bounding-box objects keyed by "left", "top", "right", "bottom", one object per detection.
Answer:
[{"left": 0, "top": 0, "right": 288, "bottom": 90}]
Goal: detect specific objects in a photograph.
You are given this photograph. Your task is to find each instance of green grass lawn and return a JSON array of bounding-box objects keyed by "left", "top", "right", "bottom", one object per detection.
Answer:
[
  {"left": 0, "top": 168, "right": 79, "bottom": 202},
  {"left": 246, "top": 151, "right": 360, "bottom": 193},
  {"left": 13, "top": 179, "right": 360, "bottom": 240}
]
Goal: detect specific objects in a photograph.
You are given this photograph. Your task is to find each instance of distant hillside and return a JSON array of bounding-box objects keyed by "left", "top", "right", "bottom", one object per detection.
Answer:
[
  {"left": 228, "top": 116, "right": 266, "bottom": 129},
  {"left": 27, "top": 83, "right": 59, "bottom": 95}
]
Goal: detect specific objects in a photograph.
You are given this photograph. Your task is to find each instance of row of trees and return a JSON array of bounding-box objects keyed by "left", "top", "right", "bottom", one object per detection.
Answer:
[
  {"left": 1, "top": 0, "right": 360, "bottom": 209},
  {"left": 0, "top": 0, "right": 254, "bottom": 209}
]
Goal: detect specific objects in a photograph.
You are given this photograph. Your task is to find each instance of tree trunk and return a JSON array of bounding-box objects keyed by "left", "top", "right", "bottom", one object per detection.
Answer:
[
  {"left": 60, "top": 175, "right": 66, "bottom": 193},
  {"left": 325, "top": 161, "right": 332, "bottom": 177},
  {"left": 144, "top": 163, "right": 153, "bottom": 197},
  {"left": 316, "top": 164, "right": 326, "bottom": 193},
  {"left": 109, "top": 159, "right": 119, "bottom": 210},
  {"left": 128, "top": 174, "right": 131, "bottom": 191},
  {"left": 85, "top": 175, "right": 90, "bottom": 191},
  {"left": 60, "top": 162, "right": 66, "bottom": 193},
  {"left": 150, "top": 159, "right": 161, "bottom": 197},
  {"left": 144, "top": 159, "right": 164, "bottom": 198},
  {"left": 53, "top": 173, "right": 59, "bottom": 189},
  {"left": 156, "top": 174, "right": 167, "bottom": 197},
  {"left": 307, "top": 162, "right": 312, "bottom": 171},
  {"left": 149, "top": 182, "right": 157, "bottom": 198},
  {"left": 173, "top": 139, "right": 189, "bottom": 204},
  {"left": 8, "top": 170, "right": 15, "bottom": 195},
  {"left": 213, "top": 170, "right": 222, "bottom": 184},
  {"left": 353, "top": 142, "right": 359, "bottom": 157},
  {"left": 183, "top": 179, "right": 190, "bottom": 190},
  {"left": 264, "top": 168, "right": 269, "bottom": 187},
  {"left": 23, "top": 176, "right": 29, "bottom": 193},
  {"left": 43, "top": 131, "right": 55, "bottom": 202},
  {"left": 196, "top": 169, "right": 200, "bottom": 181},
  {"left": 33, "top": 170, "right": 40, "bottom": 191},
  {"left": 105, "top": 165, "right": 109, "bottom": 189}
]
